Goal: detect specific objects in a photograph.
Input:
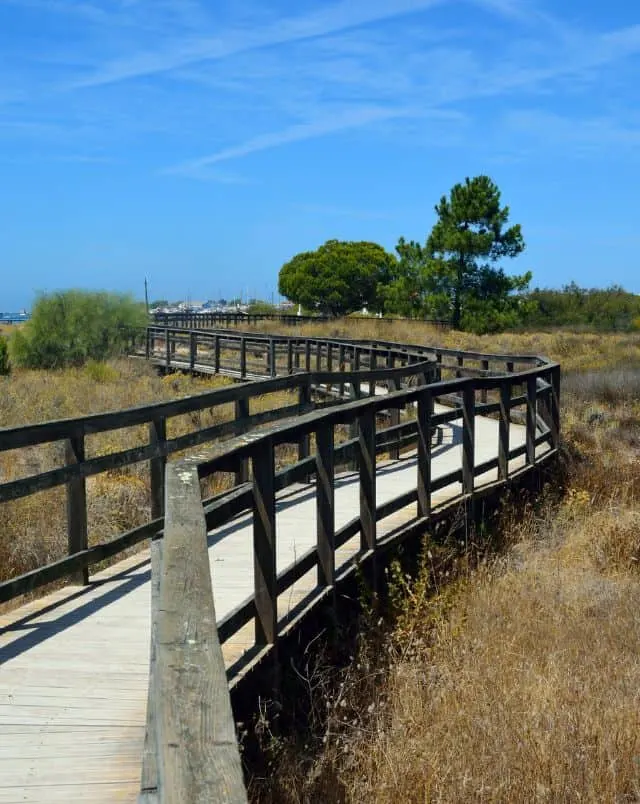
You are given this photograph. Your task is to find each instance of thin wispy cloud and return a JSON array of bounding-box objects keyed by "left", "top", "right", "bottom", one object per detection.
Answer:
[{"left": 70, "top": 0, "right": 445, "bottom": 88}]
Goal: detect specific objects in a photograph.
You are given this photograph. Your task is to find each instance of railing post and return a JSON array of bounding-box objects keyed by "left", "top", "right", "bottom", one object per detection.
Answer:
[
  {"left": 145, "top": 328, "right": 151, "bottom": 359},
  {"left": 149, "top": 417, "right": 167, "bottom": 520},
  {"left": 456, "top": 354, "right": 463, "bottom": 378},
  {"left": 481, "top": 359, "right": 489, "bottom": 403},
  {"left": 417, "top": 389, "right": 433, "bottom": 518},
  {"left": 298, "top": 380, "right": 311, "bottom": 480},
  {"left": 164, "top": 327, "right": 170, "bottom": 370},
  {"left": 240, "top": 337, "right": 246, "bottom": 379},
  {"left": 338, "top": 344, "right": 346, "bottom": 398},
  {"left": 359, "top": 408, "right": 376, "bottom": 554},
  {"left": 550, "top": 365, "right": 561, "bottom": 449},
  {"left": 189, "top": 330, "right": 197, "bottom": 373},
  {"left": 305, "top": 340, "right": 311, "bottom": 372},
  {"left": 252, "top": 438, "right": 277, "bottom": 646},
  {"left": 526, "top": 374, "right": 537, "bottom": 465},
  {"left": 214, "top": 334, "right": 220, "bottom": 373},
  {"left": 235, "top": 398, "right": 250, "bottom": 485},
  {"left": 316, "top": 423, "right": 335, "bottom": 589},
  {"left": 65, "top": 432, "right": 88, "bottom": 585},
  {"left": 287, "top": 340, "right": 293, "bottom": 374},
  {"left": 462, "top": 384, "right": 475, "bottom": 495},
  {"left": 270, "top": 338, "right": 277, "bottom": 378},
  {"left": 498, "top": 379, "right": 510, "bottom": 481},
  {"left": 315, "top": 341, "right": 322, "bottom": 371},
  {"left": 294, "top": 340, "right": 301, "bottom": 371}
]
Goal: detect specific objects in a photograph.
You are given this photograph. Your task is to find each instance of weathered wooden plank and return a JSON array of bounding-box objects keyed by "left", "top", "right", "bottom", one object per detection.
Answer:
[{"left": 155, "top": 463, "right": 246, "bottom": 804}]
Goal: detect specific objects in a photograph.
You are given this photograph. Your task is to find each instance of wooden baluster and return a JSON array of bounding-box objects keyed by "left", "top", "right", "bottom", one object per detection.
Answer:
[
  {"left": 165, "top": 327, "right": 170, "bottom": 370},
  {"left": 417, "top": 389, "right": 433, "bottom": 518},
  {"left": 315, "top": 341, "right": 322, "bottom": 372},
  {"left": 287, "top": 340, "right": 293, "bottom": 374},
  {"left": 462, "top": 384, "right": 475, "bottom": 495},
  {"left": 550, "top": 365, "right": 561, "bottom": 449},
  {"left": 481, "top": 359, "right": 489, "bottom": 403},
  {"left": 252, "top": 438, "right": 277, "bottom": 646},
  {"left": 65, "top": 431, "right": 88, "bottom": 585},
  {"left": 305, "top": 340, "right": 311, "bottom": 372},
  {"left": 298, "top": 380, "right": 311, "bottom": 481},
  {"left": 369, "top": 349, "right": 376, "bottom": 396},
  {"left": 316, "top": 423, "right": 335, "bottom": 589},
  {"left": 498, "top": 379, "right": 510, "bottom": 480},
  {"left": 214, "top": 334, "right": 220, "bottom": 373},
  {"left": 240, "top": 337, "right": 246, "bottom": 379},
  {"left": 456, "top": 354, "right": 464, "bottom": 378},
  {"left": 234, "top": 398, "right": 250, "bottom": 485},
  {"left": 388, "top": 353, "right": 400, "bottom": 460},
  {"left": 270, "top": 338, "right": 277, "bottom": 378},
  {"left": 526, "top": 374, "right": 537, "bottom": 465},
  {"left": 359, "top": 408, "right": 376, "bottom": 554},
  {"left": 189, "top": 330, "right": 197, "bottom": 373},
  {"left": 149, "top": 417, "right": 167, "bottom": 521},
  {"left": 145, "top": 328, "right": 150, "bottom": 359},
  {"left": 338, "top": 344, "right": 346, "bottom": 398}
]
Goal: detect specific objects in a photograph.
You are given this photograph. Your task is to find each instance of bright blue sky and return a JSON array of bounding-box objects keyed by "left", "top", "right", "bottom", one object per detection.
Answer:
[{"left": 1, "top": 0, "right": 639, "bottom": 310}]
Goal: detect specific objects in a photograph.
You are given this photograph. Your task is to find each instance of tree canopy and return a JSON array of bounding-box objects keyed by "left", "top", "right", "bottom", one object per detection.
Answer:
[
  {"left": 424, "top": 175, "right": 528, "bottom": 331},
  {"left": 278, "top": 239, "right": 395, "bottom": 317},
  {"left": 9, "top": 290, "right": 146, "bottom": 369}
]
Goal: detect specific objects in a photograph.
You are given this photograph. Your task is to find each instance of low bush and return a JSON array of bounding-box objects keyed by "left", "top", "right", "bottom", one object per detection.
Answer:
[{"left": 9, "top": 290, "right": 146, "bottom": 369}]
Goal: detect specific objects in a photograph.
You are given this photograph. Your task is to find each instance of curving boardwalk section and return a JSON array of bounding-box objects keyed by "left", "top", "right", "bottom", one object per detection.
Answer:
[{"left": 0, "top": 330, "right": 559, "bottom": 802}]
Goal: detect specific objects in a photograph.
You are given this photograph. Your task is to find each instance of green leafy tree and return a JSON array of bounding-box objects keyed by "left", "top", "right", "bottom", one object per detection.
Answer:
[
  {"left": 278, "top": 240, "right": 395, "bottom": 317},
  {"left": 9, "top": 290, "right": 146, "bottom": 369},
  {"left": 424, "top": 175, "right": 528, "bottom": 331},
  {"left": 382, "top": 238, "right": 428, "bottom": 318}
]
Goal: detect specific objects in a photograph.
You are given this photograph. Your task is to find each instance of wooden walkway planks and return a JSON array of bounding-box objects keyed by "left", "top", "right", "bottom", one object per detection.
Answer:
[{"left": 0, "top": 411, "right": 542, "bottom": 803}]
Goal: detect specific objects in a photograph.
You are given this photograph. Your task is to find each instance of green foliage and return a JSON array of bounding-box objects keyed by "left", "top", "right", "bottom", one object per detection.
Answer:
[
  {"left": 381, "top": 238, "right": 429, "bottom": 318},
  {"left": 522, "top": 283, "right": 640, "bottom": 331},
  {"left": 246, "top": 300, "right": 278, "bottom": 314},
  {"left": 278, "top": 239, "right": 395, "bottom": 316},
  {"left": 0, "top": 335, "right": 10, "bottom": 375},
  {"left": 424, "top": 175, "right": 528, "bottom": 330},
  {"left": 9, "top": 290, "right": 146, "bottom": 369}
]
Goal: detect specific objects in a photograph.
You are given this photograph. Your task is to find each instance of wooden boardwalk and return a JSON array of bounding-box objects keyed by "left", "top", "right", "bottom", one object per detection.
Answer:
[{"left": 0, "top": 402, "right": 545, "bottom": 802}]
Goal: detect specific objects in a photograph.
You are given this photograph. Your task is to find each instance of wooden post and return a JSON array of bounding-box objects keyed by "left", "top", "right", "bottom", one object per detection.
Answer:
[
  {"left": 462, "top": 384, "right": 475, "bottom": 495},
  {"left": 481, "top": 359, "right": 489, "bottom": 403},
  {"left": 358, "top": 408, "right": 376, "bottom": 553},
  {"left": 316, "top": 423, "right": 335, "bottom": 588},
  {"left": 326, "top": 342, "right": 333, "bottom": 373},
  {"left": 305, "top": 340, "right": 311, "bottom": 372},
  {"left": 526, "top": 374, "right": 537, "bottom": 465},
  {"left": 417, "top": 390, "right": 433, "bottom": 518},
  {"left": 214, "top": 334, "right": 220, "bottom": 373},
  {"left": 550, "top": 365, "right": 560, "bottom": 449},
  {"left": 456, "top": 354, "right": 463, "bottom": 378},
  {"left": 240, "top": 337, "right": 246, "bottom": 379},
  {"left": 65, "top": 433, "right": 88, "bottom": 585},
  {"left": 498, "top": 379, "right": 510, "bottom": 481},
  {"left": 338, "top": 344, "right": 346, "bottom": 398},
  {"left": 294, "top": 340, "right": 301, "bottom": 371},
  {"left": 189, "top": 330, "right": 197, "bottom": 373},
  {"left": 145, "top": 328, "right": 151, "bottom": 359},
  {"left": 164, "top": 327, "right": 170, "bottom": 370},
  {"left": 315, "top": 341, "right": 322, "bottom": 372},
  {"left": 369, "top": 349, "right": 376, "bottom": 397},
  {"left": 388, "top": 377, "right": 401, "bottom": 460},
  {"left": 298, "top": 381, "right": 311, "bottom": 480},
  {"left": 270, "top": 338, "right": 277, "bottom": 378},
  {"left": 234, "top": 398, "right": 250, "bottom": 485},
  {"left": 252, "top": 439, "right": 277, "bottom": 646},
  {"left": 149, "top": 417, "right": 167, "bottom": 520},
  {"left": 287, "top": 340, "right": 293, "bottom": 374},
  {"left": 506, "top": 360, "right": 514, "bottom": 374}
]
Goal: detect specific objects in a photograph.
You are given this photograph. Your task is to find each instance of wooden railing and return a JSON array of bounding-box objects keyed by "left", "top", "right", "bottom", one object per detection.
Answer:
[
  {"left": 139, "top": 334, "right": 559, "bottom": 802},
  {"left": 151, "top": 311, "right": 452, "bottom": 330},
  {"left": 0, "top": 333, "right": 443, "bottom": 603},
  {"left": 0, "top": 329, "right": 560, "bottom": 802}
]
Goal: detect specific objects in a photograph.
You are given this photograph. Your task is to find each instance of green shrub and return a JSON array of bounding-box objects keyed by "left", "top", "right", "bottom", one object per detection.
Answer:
[
  {"left": 9, "top": 290, "right": 146, "bottom": 369},
  {"left": 0, "top": 334, "right": 10, "bottom": 375}
]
